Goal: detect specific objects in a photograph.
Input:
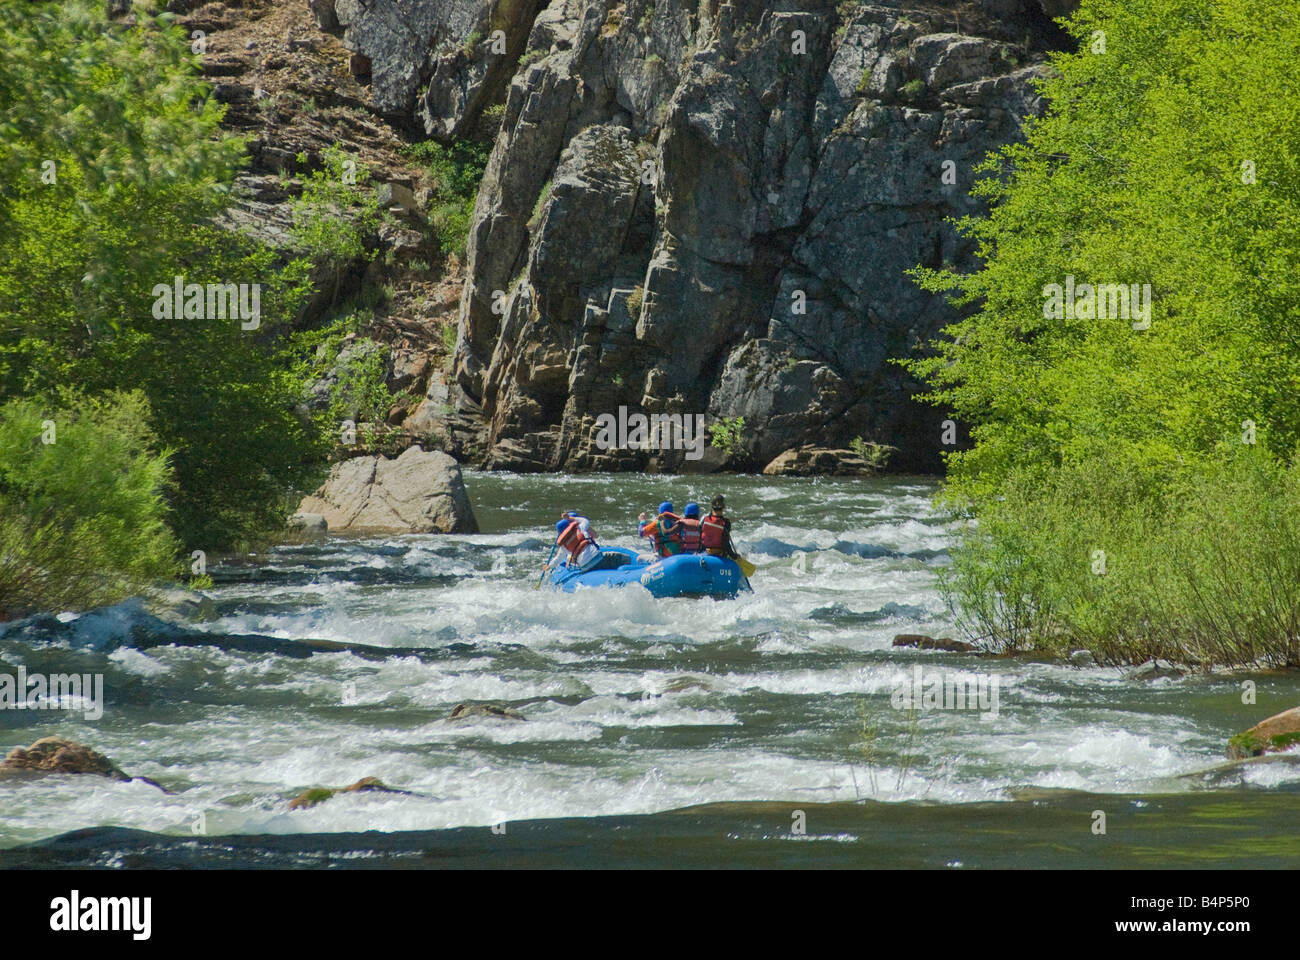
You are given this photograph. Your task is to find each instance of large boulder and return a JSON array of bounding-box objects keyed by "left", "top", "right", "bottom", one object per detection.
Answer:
[
  {"left": 298, "top": 446, "right": 479, "bottom": 534},
  {"left": 1228, "top": 705, "right": 1300, "bottom": 759}
]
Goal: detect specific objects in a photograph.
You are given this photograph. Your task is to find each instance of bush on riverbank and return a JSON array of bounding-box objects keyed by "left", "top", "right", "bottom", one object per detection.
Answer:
[
  {"left": 906, "top": 0, "right": 1300, "bottom": 666},
  {"left": 944, "top": 449, "right": 1300, "bottom": 667},
  {"left": 0, "top": 392, "right": 179, "bottom": 619}
]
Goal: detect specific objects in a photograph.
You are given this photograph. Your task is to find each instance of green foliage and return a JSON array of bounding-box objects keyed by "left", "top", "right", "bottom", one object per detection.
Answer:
[
  {"left": 941, "top": 449, "right": 1300, "bottom": 667},
  {"left": 708, "top": 416, "right": 746, "bottom": 460},
  {"left": 849, "top": 436, "right": 890, "bottom": 469},
  {"left": 328, "top": 340, "right": 394, "bottom": 426},
  {"left": 906, "top": 0, "right": 1300, "bottom": 501},
  {"left": 0, "top": 0, "right": 327, "bottom": 555},
  {"left": 517, "top": 49, "right": 547, "bottom": 68},
  {"left": 290, "top": 144, "right": 381, "bottom": 270},
  {"left": 282, "top": 302, "right": 395, "bottom": 431},
  {"left": 403, "top": 138, "right": 490, "bottom": 256},
  {"left": 440, "top": 323, "right": 458, "bottom": 354},
  {"left": 902, "top": 0, "right": 1300, "bottom": 665},
  {"left": 0, "top": 0, "right": 241, "bottom": 216},
  {"left": 0, "top": 391, "right": 179, "bottom": 617}
]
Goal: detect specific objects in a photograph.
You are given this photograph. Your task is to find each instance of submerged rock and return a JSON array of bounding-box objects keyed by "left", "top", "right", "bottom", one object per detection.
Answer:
[
  {"left": 297, "top": 446, "right": 479, "bottom": 534},
  {"left": 148, "top": 587, "right": 219, "bottom": 624},
  {"left": 892, "top": 634, "right": 976, "bottom": 653},
  {"left": 288, "top": 776, "right": 414, "bottom": 810},
  {"left": 1124, "top": 659, "right": 1187, "bottom": 681},
  {"left": 1227, "top": 705, "right": 1300, "bottom": 760},
  {"left": 448, "top": 702, "right": 526, "bottom": 721}
]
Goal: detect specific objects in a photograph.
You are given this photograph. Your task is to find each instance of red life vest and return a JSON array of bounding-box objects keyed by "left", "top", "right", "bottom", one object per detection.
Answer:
[
  {"left": 679, "top": 518, "right": 701, "bottom": 552},
  {"left": 700, "top": 513, "right": 727, "bottom": 552},
  {"left": 556, "top": 518, "right": 594, "bottom": 560}
]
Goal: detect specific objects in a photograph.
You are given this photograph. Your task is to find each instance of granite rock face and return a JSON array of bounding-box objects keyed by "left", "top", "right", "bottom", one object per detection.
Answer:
[{"left": 315, "top": 0, "right": 1076, "bottom": 473}]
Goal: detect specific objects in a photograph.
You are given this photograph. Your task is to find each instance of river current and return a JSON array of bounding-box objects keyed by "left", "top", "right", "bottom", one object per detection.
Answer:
[{"left": 2, "top": 472, "right": 1297, "bottom": 866}]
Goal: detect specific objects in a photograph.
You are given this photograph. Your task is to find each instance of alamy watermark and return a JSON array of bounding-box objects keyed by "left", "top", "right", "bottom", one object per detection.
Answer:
[
  {"left": 50, "top": 891, "right": 150, "bottom": 940},
  {"left": 151, "top": 274, "right": 261, "bottom": 330},
  {"left": 891, "top": 665, "right": 1001, "bottom": 722},
  {"left": 1042, "top": 275, "right": 1151, "bottom": 330},
  {"left": 0, "top": 668, "right": 103, "bottom": 720},
  {"left": 593, "top": 405, "right": 705, "bottom": 460}
]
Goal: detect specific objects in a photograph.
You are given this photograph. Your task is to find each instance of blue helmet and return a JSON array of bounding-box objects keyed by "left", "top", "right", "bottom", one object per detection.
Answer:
[
  {"left": 556, "top": 519, "right": 570, "bottom": 534},
  {"left": 658, "top": 501, "right": 674, "bottom": 515},
  {"left": 683, "top": 502, "right": 700, "bottom": 518}
]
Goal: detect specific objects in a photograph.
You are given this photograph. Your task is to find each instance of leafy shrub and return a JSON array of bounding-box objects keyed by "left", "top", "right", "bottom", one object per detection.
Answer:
[
  {"left": 290, "top": 144, "right": 381, "bottom": 272},
  {"left": 0, "top": 1, "right": 324, "bottom": 552},
  {"left": 528, "top": 179, "right": 553, "bottom": 231},
  {"left": 941, "top": 449, "right": 1300, "bottom": 668},
  {"left": 403, "top": 138, "right": 490, "bottom": 256},
  {"left": 327, "top": 340, "right": 395, "bottom": 426},
  {"left": 904, "top": 0, "right": 1300, "bottom": 666},
  {"left": 708, "top": 416, "right": 746, "bottom": 460},
  {"left": 0, "top": 391, "right": 178, "bottom": 617}
]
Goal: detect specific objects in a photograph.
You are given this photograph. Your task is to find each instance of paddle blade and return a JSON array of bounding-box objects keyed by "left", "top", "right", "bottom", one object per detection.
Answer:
[{"left": 737, "top": 555, "right": 756, "bottom": 578}]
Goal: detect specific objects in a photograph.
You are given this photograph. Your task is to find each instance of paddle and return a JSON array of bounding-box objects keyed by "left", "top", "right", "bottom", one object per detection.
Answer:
[
  {"left": 534, "top": 540, "right": 558, "bottom": 590},
  {"left": 736, "top": 554, "right": 756, "bottom": 578}
]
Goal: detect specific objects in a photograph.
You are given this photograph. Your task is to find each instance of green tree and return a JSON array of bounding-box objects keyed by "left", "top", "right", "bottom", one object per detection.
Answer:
[
  {"left": 902, "top": 0, "right": 1300, "bottom": 664},
  {"left": 0, "top": 0, "right": 326, "bottom": 552},
  {"left": 908, "top": 0, "right": 1300, "bottom": 500}
]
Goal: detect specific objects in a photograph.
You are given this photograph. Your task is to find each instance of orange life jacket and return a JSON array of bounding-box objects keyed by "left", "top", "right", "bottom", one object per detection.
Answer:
[
  {"left": 700, "top": 513, "right": 728, "bottom": 552},
  {"left": 556, "top": 518, "right": 595, "bottom": 560},
  {"left": 679, "top": 517, "right": 701, "bottom": 552}
]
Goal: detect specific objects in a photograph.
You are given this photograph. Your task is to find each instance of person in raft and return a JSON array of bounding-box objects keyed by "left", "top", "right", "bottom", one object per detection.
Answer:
[
  {"left": 701, "top": 495, "right": 738, "bottom": 559},
  {"left": 677, "top": 502, "right": 703, "bottom": 553},
  {"left": 554, "top": 510, "right": 601, "bottom": 571},
  {"left": 638, "top": 501, "right": 682, "bottom": 558}
]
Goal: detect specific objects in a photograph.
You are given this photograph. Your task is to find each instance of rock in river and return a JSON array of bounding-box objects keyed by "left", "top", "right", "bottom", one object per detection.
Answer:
[
  {"left": 448, "top": 702, "right": 526, "bottom": 721},
  {"left": 892, "top": 634, "right": 977, "bottom": 653},
  {"left": 288, "top": 776, "right": 415, "bottom": 810},
  {"left": 1227, "top": 705, "right": 1300, "bottom": 759},
  {"left": 0, "top": 737, "right": 170, "bottom": 792},
  {"left": 297, "top": 446, "right": 478, "bottom": 534}
]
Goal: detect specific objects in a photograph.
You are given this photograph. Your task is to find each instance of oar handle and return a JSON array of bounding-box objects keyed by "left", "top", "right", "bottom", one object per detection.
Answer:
[{"left": 534, "top": 540, "right": 559, "bottom": 590}]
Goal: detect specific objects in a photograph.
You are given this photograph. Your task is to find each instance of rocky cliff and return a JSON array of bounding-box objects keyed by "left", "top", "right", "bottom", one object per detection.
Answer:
[{"left": 309, "top": 0, "right": 1071, "bottom": 473}]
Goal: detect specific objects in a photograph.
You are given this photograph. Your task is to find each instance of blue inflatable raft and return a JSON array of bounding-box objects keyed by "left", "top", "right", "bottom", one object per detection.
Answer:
[{"left": 544, "top": 547, "right": 750, "bottom": 599}]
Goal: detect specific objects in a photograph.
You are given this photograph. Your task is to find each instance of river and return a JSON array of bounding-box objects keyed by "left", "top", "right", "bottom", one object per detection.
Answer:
[{"left": 2, "top": 472, "right": 1298, "bottom": 867}]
